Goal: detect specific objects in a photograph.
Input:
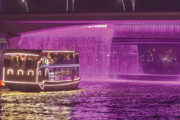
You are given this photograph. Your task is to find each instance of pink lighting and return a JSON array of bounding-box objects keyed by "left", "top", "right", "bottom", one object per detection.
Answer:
[
  {"left": 14, "top": 24, "right": 113, "bottom": 79},
  {"left": 7, "top": 21, "right": 180, "bottom": 79}
]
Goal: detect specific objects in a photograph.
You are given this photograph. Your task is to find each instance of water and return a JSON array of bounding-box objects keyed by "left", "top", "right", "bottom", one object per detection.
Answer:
[{"left": 1, "top": 80, "right": 180, "bottom": 120}]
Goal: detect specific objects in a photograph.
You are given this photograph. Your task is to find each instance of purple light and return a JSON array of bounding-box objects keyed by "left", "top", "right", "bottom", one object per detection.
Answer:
[
  {"left": 13, "top": 24, "right": 113, "bottom": 79},
  {"left": 7, "top": 20, "right": 180, "bottom": 79}
]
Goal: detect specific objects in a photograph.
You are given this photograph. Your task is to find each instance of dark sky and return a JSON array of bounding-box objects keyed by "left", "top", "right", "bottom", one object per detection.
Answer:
[{"left": 0, "top": 0, "right": 180, "bottom": 13}]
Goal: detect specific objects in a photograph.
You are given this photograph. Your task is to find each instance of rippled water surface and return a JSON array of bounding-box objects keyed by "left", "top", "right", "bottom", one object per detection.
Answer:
[{"left": 1, "top": 81, "right": 180, "bottom": 120}]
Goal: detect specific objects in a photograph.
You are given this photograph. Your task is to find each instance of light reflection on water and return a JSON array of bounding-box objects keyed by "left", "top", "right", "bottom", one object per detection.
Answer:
[
  {"left": 1, "top": 81, "right": 180, "bottom": 120},
  {"left": 0, "top": 90, "right": 82, "bottom": 120}
]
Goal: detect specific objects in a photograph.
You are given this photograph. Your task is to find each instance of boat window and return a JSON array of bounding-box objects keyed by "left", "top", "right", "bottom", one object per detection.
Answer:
[
  {"left": 45, "top": 67, "right": 74, "bottom": 81},
  {"left": 4, "top": 54, "right": 38, "bottom": 68},
  {"left": 75, "top": 54, "right": 79, "bottom": 64},
  {"left": 41, "top": 52, "right": 77, "bottom": 65},
  {"left": 7, "top": 69, "right": 14, "bottom": 75},
  {"left": 4, "top": 55, "right": 12, "bottom": 67},
  {"left": 26, "top": 56, "right": 37, "bottom": 68},
  {"left": 39, "top": 51, "right": 79, "bottom": 81},
  {"left": 27, "top": 70, "right": 34, "bottom": 76},
  {"left": 17, "top": 69, "right": 24, "bottom": 75}
]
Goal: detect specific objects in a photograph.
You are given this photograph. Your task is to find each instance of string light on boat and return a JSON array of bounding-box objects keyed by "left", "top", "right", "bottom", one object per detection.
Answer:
[
  {"left": 27, "top": 70, "right": 34, "bottom": 76},
  {"left": 4, "top": 53, "right": 39, "bottom": 57},
  {"left": 116, "top": 22, "right": 180, "bottom": 27},
  {"left": 17, "top": 69, "right": 24, "bottom": 76},
  {"left": 84, "top": 24, "right": 107, "bottom": 29},
  {"left": 7, "top": 69, "right": 14, "bottom": 75},
  {"left": 42, "top": 50, "right": 75, "bottom": 53}
]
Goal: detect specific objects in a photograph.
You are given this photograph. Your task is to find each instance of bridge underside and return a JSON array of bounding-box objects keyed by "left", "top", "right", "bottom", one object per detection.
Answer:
[{"left": 0, "top": 12, "right": 180, "bottom": 33}]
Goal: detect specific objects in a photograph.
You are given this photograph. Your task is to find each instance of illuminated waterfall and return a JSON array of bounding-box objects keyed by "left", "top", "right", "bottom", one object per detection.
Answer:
[{"left": 19, "top": 24, "right": 114, "bottom": 79}]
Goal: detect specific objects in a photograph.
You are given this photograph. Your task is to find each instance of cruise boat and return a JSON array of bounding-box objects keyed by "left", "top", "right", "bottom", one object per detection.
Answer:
[{"left": 3, "top": 50, "right": 80, "bottom": 91}]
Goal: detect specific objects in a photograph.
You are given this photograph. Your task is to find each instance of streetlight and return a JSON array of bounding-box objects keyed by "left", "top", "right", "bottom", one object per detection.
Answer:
[
  {"left": 131, "top": 0, "right": 135, "bottom": 11},
  {"left": 121, "top": 0, "right": 126, "bottom": 11},
  {"left": 66, "top": 0, "right": 69, "bottom": 12},
  {"left": 66, "top": 0, "right": 75, "bottom": 12},
  {"left": 117, "top": 0, "right": 126, "bottom": 11},
  {"left": 72, "top": 0, "right": 75, "bottom": 12},
  {"left": 22, "top": 0, "right": 29, "bottom": 13}
]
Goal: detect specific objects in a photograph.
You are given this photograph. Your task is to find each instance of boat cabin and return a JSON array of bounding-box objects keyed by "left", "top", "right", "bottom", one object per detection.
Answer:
[{"left": 3, "top": 50, "right": 80, "bottom": 91}]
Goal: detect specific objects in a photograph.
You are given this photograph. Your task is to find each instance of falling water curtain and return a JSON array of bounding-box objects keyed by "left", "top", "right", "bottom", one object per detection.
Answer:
[{"left": 19, "top": 25, "right": 114, "bottom": 79}]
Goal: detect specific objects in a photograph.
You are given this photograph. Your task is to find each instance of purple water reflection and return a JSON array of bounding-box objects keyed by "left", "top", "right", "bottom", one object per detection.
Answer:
[{"left": 1, "top": 81, "right": 180, "bottom": 119}]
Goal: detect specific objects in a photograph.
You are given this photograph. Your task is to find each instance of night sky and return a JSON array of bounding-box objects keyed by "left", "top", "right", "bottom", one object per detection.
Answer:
[{"left": 0, "top": 0, "right": 180, "bottom": 13}]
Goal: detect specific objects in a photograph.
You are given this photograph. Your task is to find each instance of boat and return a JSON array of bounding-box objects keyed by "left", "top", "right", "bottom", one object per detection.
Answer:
[{"left": 3, "top": 50, "right": 80, "bottom": 91}]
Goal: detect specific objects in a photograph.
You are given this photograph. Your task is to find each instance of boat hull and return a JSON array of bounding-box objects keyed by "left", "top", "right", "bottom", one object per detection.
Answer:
[
  {"left": 4, "top": 79, "right": 80, "bottom": 92},
  {"left": 5, "top": 83, "right": 41, "bottom": 92},
  {"left": 43, "top": 81, "right": 79, "bottom": 91}
]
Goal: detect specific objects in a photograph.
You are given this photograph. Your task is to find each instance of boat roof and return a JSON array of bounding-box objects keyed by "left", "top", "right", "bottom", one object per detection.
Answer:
[
  {"left": 4, "top": 49, "right": 77, "bottom": 55},
  {"left": 4, "top": 49, "right": 41, "bottom": 54},
  {"left": 42, "top": 50, "right": 77, "bottom": 53}
]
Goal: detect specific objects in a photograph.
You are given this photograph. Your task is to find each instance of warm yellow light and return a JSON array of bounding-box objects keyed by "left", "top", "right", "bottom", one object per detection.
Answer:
[
  {"left": 1, "top": 82, "right": 5, "bottom": 86},
  {"left": 17, "top": 69, "right": 24, "bottom": 76},
  {"left": 5, "top": 53, "right": 39, "bottom": 57},
  {"left": 0, "top": 80, "right": 5, "bottom": 87},
  {"left": 7, "top": 69, "right": 14, "bottom": 75},
  {"left": 27, "top": 70, "right": 34, "bottom": 76}
]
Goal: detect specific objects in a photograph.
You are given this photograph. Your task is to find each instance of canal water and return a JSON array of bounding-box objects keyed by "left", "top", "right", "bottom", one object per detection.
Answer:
[{"left": 1, "top": 80, "right": 180, "bottom": 120}]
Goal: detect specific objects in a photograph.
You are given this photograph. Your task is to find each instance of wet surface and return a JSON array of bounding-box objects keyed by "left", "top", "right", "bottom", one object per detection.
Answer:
[{"left": 1, "top": 81, "right": 180, "bottom": 120}]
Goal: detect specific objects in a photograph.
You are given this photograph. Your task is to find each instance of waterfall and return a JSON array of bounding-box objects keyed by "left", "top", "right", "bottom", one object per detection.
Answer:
[
  {"left": 8, "top": 21, "right": 180, "bottom": 80},
  {"left": 19, "top": 24, "right": 114, "bottom": 79}
]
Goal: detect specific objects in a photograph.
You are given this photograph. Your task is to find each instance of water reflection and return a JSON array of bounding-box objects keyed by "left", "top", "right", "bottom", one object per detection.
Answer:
[
  {"left": 1, "top": 81, "right": 180, "bottom": 119},
  {"left": 0, "top": 90, "right": 81, "bottom": 120}
]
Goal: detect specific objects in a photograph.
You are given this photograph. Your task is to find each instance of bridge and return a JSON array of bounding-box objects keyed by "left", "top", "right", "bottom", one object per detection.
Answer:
[{"left": 0, "top": 12, "right": 180, "bottom": 34}]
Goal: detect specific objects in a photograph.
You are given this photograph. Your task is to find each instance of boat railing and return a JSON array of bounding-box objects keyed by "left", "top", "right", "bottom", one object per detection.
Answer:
[{"left": 39, "top": 64, "right": 80, "bottom": 68}]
